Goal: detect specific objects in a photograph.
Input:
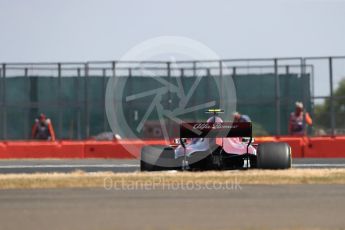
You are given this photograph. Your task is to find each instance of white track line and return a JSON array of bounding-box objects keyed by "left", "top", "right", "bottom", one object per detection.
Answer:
[
  {"left": 0, "top": 164, "right": 139, "bottom": 169},
  {"left": 292, "top": 163, "right": 345, "bottom": 168}
]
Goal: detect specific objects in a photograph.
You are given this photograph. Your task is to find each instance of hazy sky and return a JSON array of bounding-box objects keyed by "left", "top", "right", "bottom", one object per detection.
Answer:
[{"left": 0, "top": 0, "right": 345, "bottom": 62}]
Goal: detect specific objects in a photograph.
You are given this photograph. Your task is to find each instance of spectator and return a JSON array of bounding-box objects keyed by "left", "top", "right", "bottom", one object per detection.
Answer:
[
  {"left": 233, "top": 112, "right": 251, "bottom": 123},
  {"left": 31, "top": 113, "right": 56, "bottom": 141},
  {"left": 288, "top": 102, "right": 312, "bottom": 136}
]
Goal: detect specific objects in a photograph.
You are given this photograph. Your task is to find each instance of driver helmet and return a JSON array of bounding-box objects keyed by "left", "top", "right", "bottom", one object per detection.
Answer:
[{"left": 207, "top": 116, "right": 223, "bottom": 123}]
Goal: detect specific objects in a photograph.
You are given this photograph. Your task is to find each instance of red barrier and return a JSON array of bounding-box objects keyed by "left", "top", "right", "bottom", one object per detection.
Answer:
[
  {"left": 0, "top": 137, "right": 344, "bottom": 159},
  {"left": 84, "top": 141, "right": 133, "bottom": 158},
  {"left": 3, "top": 141, "right": 85, "bottom": 158},
  {"left": 0, "top": 142, "right": 8, "bottom": 158},
  {"left": 83, "top": 140, "right": 166, "bottom": 158},
  {"left": 58, "top": 141, "right": 85, "bottom": 158},
  {"left": 5, "top": 141, "right": 60, "bottom": 158},
  {"left": 304, "top": 136, "right": 345, "bottom": 158}
]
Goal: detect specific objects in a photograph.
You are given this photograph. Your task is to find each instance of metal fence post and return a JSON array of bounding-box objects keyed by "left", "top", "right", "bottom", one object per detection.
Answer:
[
  {"left": 76, "top": 68, "right": 81, "bottom": 139},
  {"left": 57, "top": 63, "right": 62, "bottom": 139},
  {"left": 301, "top": 58, "right": 308, "bottom": 134},
  {"left": 207, "top": 68, "right": 211, "bottom": 76},
  {"left": 219, "top": 60, "right": 223, "bottom": 76},
  {"left": 180, "top": 68, "right": 184, "bottom": 77},
  {"left": 167, "top": 61, "right": 171, "bottom": 139},
  {"left": 219, "top": 61, "right": 223, "bottom": 107},
  {"left": 193, "top": 61, "right": 196, "bottom": 77},
  {"left": 329, "top": 57, "right": 335, "bottom": 136},
  {"left": 24, "top": 68, "right": 29, "bottom": 139},
  {"left": 1, "top": 64, "right": 6, "bottom": 139},
  {"left": 274, "top": 59, "right": 281, "bottom": 135},
  {"left": 0, "top": 65, "right": 2, "bottom": 139},
  {"left": 232, "top": 67, "right": 236, "bottom": 76},
  {"left": 102, "top": 68, "right": 107, "bottom": 132},
  {"left": 28, "top": 67, "right": 38, "bottom": 140},
  {"left": 110, "top": 61, "right": 116, "bottom": 134},
  {"left": 112, "top": 61, "right": 116, "bottom": 78},
  {"left": 84, "top": 63, "right": 89, "bottom": 138},
  {"left": 0, "top": 66, "right": 2, "bottom": 139}
]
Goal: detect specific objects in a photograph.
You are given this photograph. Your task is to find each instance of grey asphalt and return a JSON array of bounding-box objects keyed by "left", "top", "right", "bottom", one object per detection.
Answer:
[
  {"left": 0, "top": 185, "right": 344, "bottom": 230},
  {"left": 0, "top": 158, "right": 345, "bottom": 174}
]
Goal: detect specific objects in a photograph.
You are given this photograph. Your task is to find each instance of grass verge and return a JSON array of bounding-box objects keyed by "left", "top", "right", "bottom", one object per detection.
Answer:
[{"left": 0, "top": 169, "right": 345, "bottom": 189}]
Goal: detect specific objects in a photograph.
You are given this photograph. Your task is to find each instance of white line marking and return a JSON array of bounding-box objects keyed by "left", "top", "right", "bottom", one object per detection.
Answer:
[
  {"left": 293, "top": 163, "right": 345, "bottom": 168},
  {"left": 0, "top": 164, "right": 139, "bottom": 169}
]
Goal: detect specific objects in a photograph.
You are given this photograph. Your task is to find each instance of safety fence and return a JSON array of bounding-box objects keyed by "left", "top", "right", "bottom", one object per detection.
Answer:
[
  {"left": 0, "top": 56, "right": 344, "bottom": 140},
  {"left": 0, "top": 137, "right": 344, "bottom": 159}
]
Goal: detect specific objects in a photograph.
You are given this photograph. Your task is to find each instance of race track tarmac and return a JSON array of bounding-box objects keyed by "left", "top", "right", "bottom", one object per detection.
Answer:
[
  {"left": 0, "top": 185, "right": 344, "bottom": 230},
  {"left": 0, "top": 158, "right": 345, "bottom": 174}
]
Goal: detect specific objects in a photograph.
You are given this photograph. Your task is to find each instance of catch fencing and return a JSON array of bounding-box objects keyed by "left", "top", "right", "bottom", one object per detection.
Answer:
[{"left": 0, "top": 56, "right": 343, "bottom": 140}]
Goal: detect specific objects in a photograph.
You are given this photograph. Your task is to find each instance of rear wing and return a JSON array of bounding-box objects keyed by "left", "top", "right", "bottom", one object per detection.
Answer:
[
  {"left": 180, "top": 122, "right": 252, "bottom": 138},
  {"left": 179, "top": 121, "right": 253, "bottom": 160}
]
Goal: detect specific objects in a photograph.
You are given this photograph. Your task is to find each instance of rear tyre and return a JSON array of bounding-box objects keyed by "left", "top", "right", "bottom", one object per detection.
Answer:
[
  {"left": 257, "top": 142, "right": 291, "bottom": 169},
  {"left": 140, "top": 145, "right": 178, "bottom": 171}
]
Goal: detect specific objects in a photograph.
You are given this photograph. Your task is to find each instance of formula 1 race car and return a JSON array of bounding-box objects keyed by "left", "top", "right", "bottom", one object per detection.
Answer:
[{"left": 140, "top": 110, "right": 291, "bottom": 171}]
